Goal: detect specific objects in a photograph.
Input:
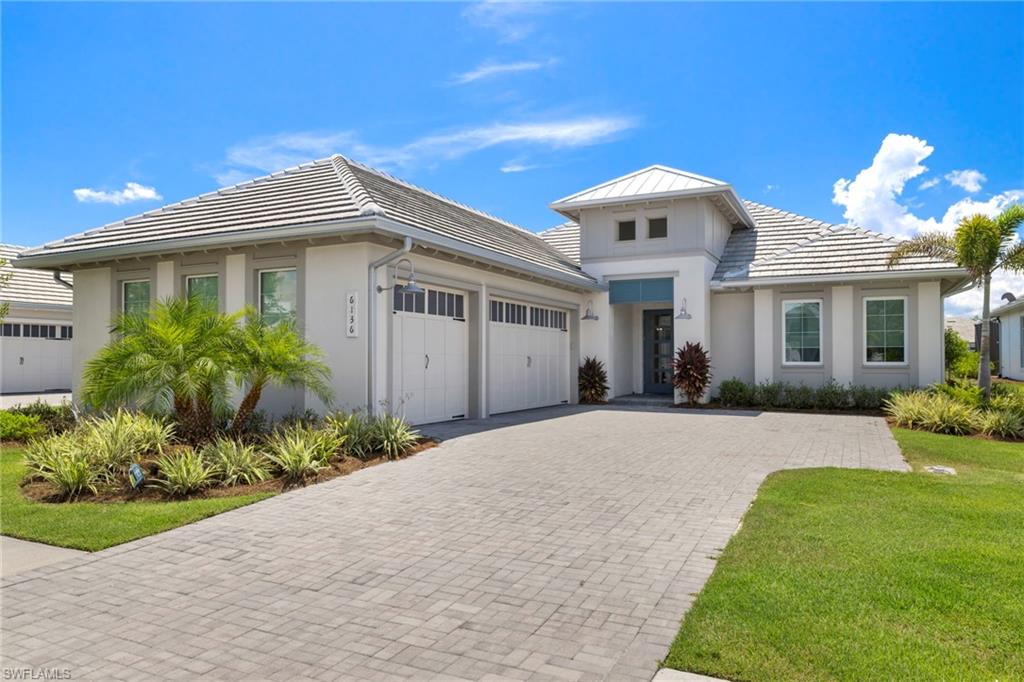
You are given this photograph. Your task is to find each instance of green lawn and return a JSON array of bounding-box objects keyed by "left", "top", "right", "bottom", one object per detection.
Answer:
[
  {"left": 1, "top": 448, "right": 273, "bottom": 551},
  {"left": 663, "top": 429, "right": 1024, "bottom": 681}
]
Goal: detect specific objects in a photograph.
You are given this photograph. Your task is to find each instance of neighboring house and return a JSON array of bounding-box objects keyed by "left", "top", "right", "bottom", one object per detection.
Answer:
[
  {"left": 992, "top": 296, "right": 1024, "bottom": 381},
  {"left": 945, "top": 316, "right": 976, "bottom": 351},
  {"left": 1, "top": 244, "right": 74, "bottom": 394},
  {"left": 14, "top": 160, "right": 969, "bottom": 423},
  {"left": 973, "top": 319, "right": 1000, "bottom": 366}
]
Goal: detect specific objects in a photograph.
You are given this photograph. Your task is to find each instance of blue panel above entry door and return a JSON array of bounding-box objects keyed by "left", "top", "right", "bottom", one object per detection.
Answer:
[{"left": 609, "top": 278, "right": 674, "bottom": 304}]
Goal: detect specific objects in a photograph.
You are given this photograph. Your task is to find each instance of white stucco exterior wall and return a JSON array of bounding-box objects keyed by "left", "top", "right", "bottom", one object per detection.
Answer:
[
  {"left": 70, "top": 267, "right": 112, "bottom": 401},
  {"left": 709, "top": 291, "right": 755, "bottom": 394},
  {"left": 916, "top": 281, "right": 943, "bottom": 386},
  {"left": 155, "top": 260, "right": 175, "bottom": 300},
  {"left": 224, "top": 254, "right": 246, "bottom": 313},
  {"left": 831, "top": 285, "right": 854, "bottom": 384},
  {"left": 999, "top": 310, "right": 1024, "bottom": 380},
  {"left": 753, "top": 288, "right": 774, "bottom": 383}
]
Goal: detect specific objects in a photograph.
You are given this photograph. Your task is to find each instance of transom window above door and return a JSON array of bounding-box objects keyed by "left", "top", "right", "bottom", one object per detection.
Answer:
[{"left": 394, "top": 287, "right": 464, "bottom": 319}]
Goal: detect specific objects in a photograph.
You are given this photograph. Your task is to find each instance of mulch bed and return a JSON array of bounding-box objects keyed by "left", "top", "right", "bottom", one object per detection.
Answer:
[{"left": 18, "top": 437, "right": 438, "bottom": 504}]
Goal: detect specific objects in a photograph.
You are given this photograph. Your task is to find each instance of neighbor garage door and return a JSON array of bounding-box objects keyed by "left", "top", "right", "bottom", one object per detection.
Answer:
[
  {"left": 0, "top": 321, "right": 73, "bottom": 393},
  {"left": 391, "top": 286, "right": 468, "bottom": 425},
  {"left": 488, "top": 298, "right": 570, "bottom": 415}
]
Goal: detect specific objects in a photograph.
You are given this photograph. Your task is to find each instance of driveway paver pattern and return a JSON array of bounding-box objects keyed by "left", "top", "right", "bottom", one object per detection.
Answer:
[{"left": 1, "top": 406, "right": 907, "bottom": 681}]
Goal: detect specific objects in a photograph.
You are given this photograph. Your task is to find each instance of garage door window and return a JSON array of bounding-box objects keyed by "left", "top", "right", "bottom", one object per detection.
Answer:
[
  {"left": 490, "top": 301, "right": 527, "bottom": 324},
  {"left": 395, "top": 287, "right": 464, "bottom": 319},
  {"left": 529, "top": 306, "right": 567, "bottom": 330},
  {"left": 2, "top": 323, "right": 19, "bottom": 337}
]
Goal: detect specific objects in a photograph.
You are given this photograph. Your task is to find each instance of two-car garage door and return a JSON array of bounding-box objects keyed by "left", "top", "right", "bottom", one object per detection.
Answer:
[
  {"left": 392, "top": 288, "right": 571, "bottom": 424},
  {"left": 487, "top": 298, "right": 570, "bottom": 415}
]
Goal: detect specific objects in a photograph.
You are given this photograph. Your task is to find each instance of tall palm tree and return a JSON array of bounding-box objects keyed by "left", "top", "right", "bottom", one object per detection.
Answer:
[
  {"left": 887, "top": 203, "right": 1024, "bottom": 399},
  {"left": 82, "top": 297, "right": 241, "bottom": 441},
  {"left": 229, "top": 310, "right": 333, "bottom": 434}
]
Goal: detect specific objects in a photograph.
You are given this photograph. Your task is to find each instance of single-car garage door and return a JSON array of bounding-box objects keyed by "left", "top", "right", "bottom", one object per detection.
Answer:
[
  {"left": 488, "top": 298, "right": 570, "bottom": 415},
  {"left": 391, "top": 286, "right": 468, "bottom": 425}
]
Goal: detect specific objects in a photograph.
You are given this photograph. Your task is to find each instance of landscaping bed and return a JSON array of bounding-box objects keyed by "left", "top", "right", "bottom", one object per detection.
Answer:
[{"left": 662, "top": 428, "right": 1024, "bottom": 681}]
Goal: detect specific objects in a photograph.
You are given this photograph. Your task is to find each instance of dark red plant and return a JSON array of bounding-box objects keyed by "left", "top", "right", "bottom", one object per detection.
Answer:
[{"left": 673, "top": 342, "right": 712, "bottom": 405}]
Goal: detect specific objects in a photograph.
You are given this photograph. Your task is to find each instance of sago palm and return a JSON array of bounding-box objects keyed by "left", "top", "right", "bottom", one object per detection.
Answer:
[
  {"left": 887, "top": 203, "right": 1024, "bottom": 399},
  {"left": 229, "top": 310, "right": 333, "bottom": 434},
  {"left": 81, "top": 297, "right": 240, "bottom": 441}
]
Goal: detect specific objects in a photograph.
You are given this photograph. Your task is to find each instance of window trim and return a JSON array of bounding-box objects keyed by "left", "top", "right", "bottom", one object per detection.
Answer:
[
  {"left": 863, "top": 295, "right": 909, "bottom": 367},
  {"left": 257, "top": 267, "right": 298, "bottom": 324},
  {"left": 781, "top": 298, "right": 824, "bottom": 367},
  {"left": 185, "top": 273, "right": 219, "bottom": 301},
  {"left": 1020, "top": 316, "right": 1023, "bottom": 368},
  {"left": 646, "top": 216, "right": 668, "bottom": 240},
  {"left": 121, "top": 278, "right": 151, "bottom": 315},
  {"left": 616, "top": 219, "right": 637, "bottom": 242}
]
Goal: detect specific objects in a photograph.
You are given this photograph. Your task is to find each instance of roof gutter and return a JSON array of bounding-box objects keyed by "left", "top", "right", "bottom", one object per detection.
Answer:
[
  {"left": 549, "top": 185, "right": 755, "bottom": 228},
  {"left": 367, "top": 236, "right": 413, "bottom": 413},
  {"left": 52, "top": 271, "right": 73, "bottom": 290},
  {"left": 711, "top": 267, "right": 969, "bottom": 290}
]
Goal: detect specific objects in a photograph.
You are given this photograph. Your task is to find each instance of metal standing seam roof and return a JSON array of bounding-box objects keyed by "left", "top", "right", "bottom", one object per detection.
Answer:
[
  {"left": 17, "top": 156, "right": 593, "bottom": 287},
  {"left": 0, "top": 245, "right": 73, "bottom": 307}
]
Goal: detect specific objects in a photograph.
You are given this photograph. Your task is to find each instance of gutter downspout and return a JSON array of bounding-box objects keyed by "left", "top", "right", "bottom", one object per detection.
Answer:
[
  {"left": 367, "top": 236, "right": 413, "bottom": 412},
  {"left": 52, "top": 271, "right": 73, "bottom": 289}
]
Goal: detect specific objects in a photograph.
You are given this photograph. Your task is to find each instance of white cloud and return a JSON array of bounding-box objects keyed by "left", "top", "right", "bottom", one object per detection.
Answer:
[
  {"left": 833, "top": 133, "right": 1024, "bottom": 317},
  {"left": 500, "top": 160, "right": 538, "bottom": 173},
  {"left": 216, "top": 115, "right": 637, "bottom": 178},
  {"left": 945, "top": 168, "right": 986, "bottom": 193},
  {"left": 763, "top": 184, "right": 778, "bottom": 194},
  {"left": 451, "top": 59, "right": 556, "bottom": 85},
  {"left": 462, "top": 1, "right": 549, "bottom": 43},
  {"left": 918, "top": 177, "right": 940, "bottom": 190},
  {"left": 73, "top": 182, "right": 162, "bottom": 205}
]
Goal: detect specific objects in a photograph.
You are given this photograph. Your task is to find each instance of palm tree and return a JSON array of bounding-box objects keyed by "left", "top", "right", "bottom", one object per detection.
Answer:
[
  {"left": 229, "top": 310, "right": 333, "bottom": 434},
  {"left": 887, "top": 203, "right": 1024, "bottom": 399},
  {"left": 81, "top": 297, "right": 241, "bottom": 441}
]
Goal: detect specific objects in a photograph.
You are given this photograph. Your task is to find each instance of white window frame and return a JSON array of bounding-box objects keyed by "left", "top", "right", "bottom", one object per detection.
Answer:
[
  {"left": 616, "top": 219, "right": 637, "bottom": 242},
  {"left": 863, "top": 296, "right": 909, "bottom": 366},
  {"left": 257, "top": 267, "right": 297, "bottom": 323},
  {"left": 1019, "top": 315, "right": 1023, "bottom": 368},
  {"left": 185, "top": 274, "right": 219, "bottom": 306},
  {"left": 121, "top": 279, "right": 151, "bottom": 314},
  {"left": 646, "top": 215, "right": 668, "bottom": 240},
  {"left": 781, "top": 298, "right": 824, "bottom": 367}
]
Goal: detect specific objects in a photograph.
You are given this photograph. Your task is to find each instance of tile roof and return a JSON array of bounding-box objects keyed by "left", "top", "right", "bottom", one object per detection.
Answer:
[
  {"left": 538, "top": 222, "right": 580, "bottom": 264},
  {"left": 18, "top": 157, "right": 592, "bottom": 287},
  {"left": 1, "top": 245, "right": 73, "bottom": 308},
  {"left": 713, "top": 202, "right": 961, "bottom": 282}
]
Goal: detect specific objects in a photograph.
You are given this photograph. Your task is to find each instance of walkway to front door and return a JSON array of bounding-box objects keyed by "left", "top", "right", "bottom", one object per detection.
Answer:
[
  {"left": 0, "top": 405, "right": 907, "bottom": 681},
  {"left": 643, "top": 308, "right": 674, "bottom": 394}
]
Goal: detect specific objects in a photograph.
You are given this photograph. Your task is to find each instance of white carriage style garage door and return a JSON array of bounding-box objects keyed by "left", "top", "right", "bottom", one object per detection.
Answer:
[
  {"left": 488, "top": 298, "right": 570, "bottom": 415},
  {"left": 0, "top": 321, "right": 73, "bottom": 393},
  {"left": 391, "top": 286, "right": 468, "bottom": 425}
]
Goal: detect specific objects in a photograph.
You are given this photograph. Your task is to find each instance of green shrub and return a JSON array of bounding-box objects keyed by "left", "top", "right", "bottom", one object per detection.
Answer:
[
  {"left": 370, "top": 414, "right": 419, "bottom": 460},
  {"left": 850, "top": 385, "right": 890, "bottom": 411},
  {"left": 153, "top": 447, "right": 215, "bottom": 495},
  {"left": 950, "top": 351, "right": 994, "bottom": 380},
  {"left": 40, "top": 449, "right": 99, "bottom": 499},
  {"left": 579, "top": 356, "right": 610, "bottom": 404},
  {"left": 885, "top": 392, "right": 981, "bottom": 435},
  {"left": 326, "top": 411, "right": 375, "bottom": 459},
  {"left": 783, "top": 383, "right": 816, "bottom": 410},
  {"left": 752, "top": 382, "right": 786, "bottom": 409},
  {"left": 23, "top": 433, "right": 79, "bottom": 480},
  {"left": 78, "top": 410, "right": 173, "bottom": 482},
  {"left": 933, "top": 381, "right": 983, "bottom": 407},
  {"left": 717, "top": 379, "right": 751, "bottom": 407},
  {"left": 944, "top": 327, "right": 970, "bottom": 372},
  {"left": 202, "top": 438, "right": 271, "bottom": 486},
  {"left": 978, "top": 409, "right": 1024, "bottom": 440},
  {"left": 265, "top": 428, "right": 330, "bottom": 481},
  {"left": 7, "top": 401, "right": 76, "bottom": 434},
  {"left": 274, "top": 424, "right": 345, "bottom": 466},
  {"left": 0, "top": 412, "right": 46, "bottom": 441},
  {"left": 814, "top": 381, "right": 850, "bottom": 410}
]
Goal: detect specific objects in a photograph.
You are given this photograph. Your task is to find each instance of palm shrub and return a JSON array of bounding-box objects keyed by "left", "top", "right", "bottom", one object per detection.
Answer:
[
  {"left": 370, "top": 414, "right": 419, "bottom": 460},
  {"left": 578, "top": 357, "right": 609, "bottom": 404},
  {"left": 674, "top": 342, "right": 712, "bottom": 405},
  {"left": 153, "top": 447, "right": 215, "bottom": 495},
  {"left": 81, "top": 297, "right": 240, "bottom": 442},
  {"left": 229, "top": 311, "right": 333, "bottom": 434},
  {"left": 201, "top": 438, "right": 272, "bottom": 486},
  {"left": 888, "top": 203, "right": 1024, "bottom": 399},
  {"left": 326, "top": 411, "right": 375, "bottom": 459}
]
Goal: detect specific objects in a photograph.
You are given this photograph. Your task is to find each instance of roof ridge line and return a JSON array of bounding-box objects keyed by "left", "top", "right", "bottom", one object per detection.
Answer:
[{"left": 329, "top": 155, "right": 385, "bottom": 216}]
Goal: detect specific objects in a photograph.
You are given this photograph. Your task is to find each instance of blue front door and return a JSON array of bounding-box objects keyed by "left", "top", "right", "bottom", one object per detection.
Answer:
[{"left": 643, "top": 309, "right": 674, "bottom": 395}]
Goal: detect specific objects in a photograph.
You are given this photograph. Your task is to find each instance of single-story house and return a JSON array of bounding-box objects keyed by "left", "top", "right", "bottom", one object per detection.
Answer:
[
  {"left": 14, "top": 159, "right": 969, "bottom": 423},
  {"left": 992, "top": 295, "right": 1024, "bottom": 381},
  {"left": 1, "top": 244, "right": 74, "bottom": 394}
]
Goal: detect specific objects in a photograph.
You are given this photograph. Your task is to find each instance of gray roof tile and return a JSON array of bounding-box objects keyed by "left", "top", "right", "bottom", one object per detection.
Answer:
[
  {"left": 1, "top": 245, "right": 73, "bottom": 307},
  {"left": 538, "top": 222, "right": 580, "bottom": 264}
]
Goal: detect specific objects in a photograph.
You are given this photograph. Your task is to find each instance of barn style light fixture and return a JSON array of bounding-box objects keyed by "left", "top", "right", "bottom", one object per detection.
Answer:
[
  {"left": 581, "top": 299, "right": 599, "bottom": 321},
  {"left": 674, "top": 298, "right": 692, "bottom": 320},
  {"left": 376, "top": 257, "right": 423, "bottom": 295}
]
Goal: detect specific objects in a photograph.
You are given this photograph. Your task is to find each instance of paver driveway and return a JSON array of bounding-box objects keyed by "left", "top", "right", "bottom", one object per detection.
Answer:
[{"left": 1, "top": 406, "right": 907, "bottom": 681}]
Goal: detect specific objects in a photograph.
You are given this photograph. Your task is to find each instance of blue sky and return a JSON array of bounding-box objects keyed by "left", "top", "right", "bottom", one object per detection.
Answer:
[{"left": 3, "top": 2, "right": 1022, "bottom": 314}]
